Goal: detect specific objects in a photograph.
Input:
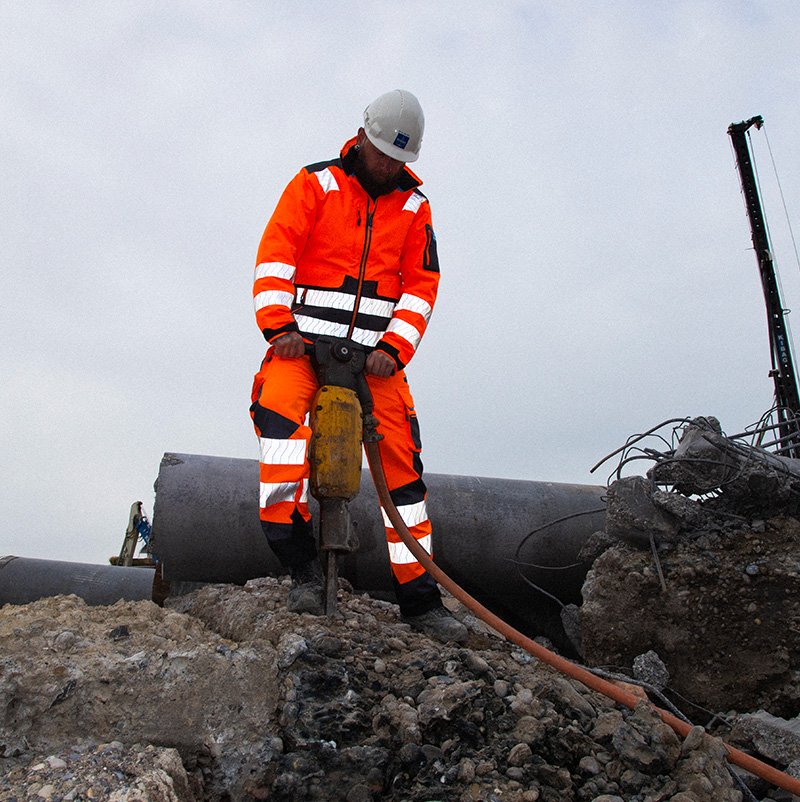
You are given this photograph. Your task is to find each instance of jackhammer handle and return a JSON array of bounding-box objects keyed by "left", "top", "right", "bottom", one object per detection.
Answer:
[{"left": 304, "top": 338, "right": 382, "bottom": 441}]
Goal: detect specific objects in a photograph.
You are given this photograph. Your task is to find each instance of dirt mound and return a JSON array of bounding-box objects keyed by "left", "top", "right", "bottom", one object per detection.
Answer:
[{"left": 579, "top": 512, "right": 800, "bottom": 718}]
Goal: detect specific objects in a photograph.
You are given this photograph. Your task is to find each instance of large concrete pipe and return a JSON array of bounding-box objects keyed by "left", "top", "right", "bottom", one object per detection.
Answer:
[
  {"left": 0, "top": 555, "right": 156, "bottom": 607},
  {"left": 0, "top": 555, "right": 207, "bottom": 608},
  {"left": 150, "top": 453, "right": 606, "bottom": 649}
]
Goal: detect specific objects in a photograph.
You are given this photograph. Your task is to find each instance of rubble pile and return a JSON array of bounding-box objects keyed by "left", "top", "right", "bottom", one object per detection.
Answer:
[
  {"left": 578, "top": 418, "right": 800, "bottom": 720},
  {"left": 0, "top": 578, "right": 756, "bottom": 802}
]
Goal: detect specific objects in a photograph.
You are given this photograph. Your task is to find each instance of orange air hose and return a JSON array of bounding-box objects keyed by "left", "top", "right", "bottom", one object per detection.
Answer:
[{"left": 364, "top": 441, "right": 800, "bottom": 796}]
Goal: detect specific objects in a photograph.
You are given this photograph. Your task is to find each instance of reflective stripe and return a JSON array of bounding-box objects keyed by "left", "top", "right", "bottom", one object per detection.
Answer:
[
  {"left": 260, "top": 480, "right": 300, "bottom": 508},
  {"left": 388, "top": 534, "right": 432, "bottom": 565},
  {"left": 255, "top": 262, "right": 296, "bottom": 282},
  {"left": 294, "top": 315, "right": 384, "bottom": 347},
  {"left": 386, "top": 318, "right": 422, "bottom": 350},
  {"left": 258, "top": 437, "right": 307, "bottom": 466},
  {"left": 358, "top": 296, "right": 396, "bottom": 317},
  {"left": 254, "top": 290, "right": 294, "bottom": 312},
  {"left": 301, "top": 288, "right": 355, "bottom": 312},
  {"left": 396, "top": 293, "right": 432, "bottom": 323},
  {"left": 381, "top": 499, "right": 428, "bottom": 529},
  {"left": 299, "top": 287, "right": 396, "bottom": 319},
  {"left": 403, "top": 193, "right": 425, "bottom": 214},
  {"left": 316, "top": 168, "right": 339, "bottom": 194}
]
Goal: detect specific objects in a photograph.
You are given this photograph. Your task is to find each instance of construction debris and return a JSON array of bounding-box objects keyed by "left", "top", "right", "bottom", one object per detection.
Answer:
[
  {"left": 0, "top": 582, "right": 752, "bottom": 802},
  {"left": 650, "top": 417, "right": 800, "bottom": 513},
  {"left": 580, "top": 416, "right": 800, "bottom": 727}
]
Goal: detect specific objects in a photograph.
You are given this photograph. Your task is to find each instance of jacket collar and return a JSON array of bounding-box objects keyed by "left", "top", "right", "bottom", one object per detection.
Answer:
[{"left": 340, "top": 136, "right": 422, "bottom": 192}]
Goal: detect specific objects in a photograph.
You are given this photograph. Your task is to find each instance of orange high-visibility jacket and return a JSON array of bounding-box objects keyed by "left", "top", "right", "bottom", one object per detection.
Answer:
[{"left": 253, "top": 137, "right": 440, "bottom": 369}]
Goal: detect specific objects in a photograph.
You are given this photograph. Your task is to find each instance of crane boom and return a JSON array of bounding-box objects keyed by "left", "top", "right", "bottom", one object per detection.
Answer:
[{"left": 728, "top": 115, "right": 800, "bottom": 456}]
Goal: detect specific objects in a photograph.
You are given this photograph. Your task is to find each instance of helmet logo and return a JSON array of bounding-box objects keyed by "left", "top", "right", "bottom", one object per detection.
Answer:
[{"left": 392, "top": 131, "right": 410, "bottom": 150}]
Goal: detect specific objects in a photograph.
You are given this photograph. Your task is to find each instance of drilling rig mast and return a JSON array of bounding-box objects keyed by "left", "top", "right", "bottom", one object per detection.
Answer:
[{"left": 728, "top": 115, "right": 800, "bottom": 456}]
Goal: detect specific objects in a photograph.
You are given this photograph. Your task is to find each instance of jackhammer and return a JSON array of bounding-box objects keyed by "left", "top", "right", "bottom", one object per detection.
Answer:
[{"left": 307, "top": 336, "right": 382, "bottom": 616}]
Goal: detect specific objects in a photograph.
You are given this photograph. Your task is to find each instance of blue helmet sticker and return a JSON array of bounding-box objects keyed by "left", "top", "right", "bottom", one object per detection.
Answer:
[{"left": 393, "top": 131, "right": 410, "bottom": 150}]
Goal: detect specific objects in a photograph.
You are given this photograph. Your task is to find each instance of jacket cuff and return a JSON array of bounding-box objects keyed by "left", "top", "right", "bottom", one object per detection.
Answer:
[
  {"left": 264, "top": 321, "right": 300, "bottom": 343},
  {"left": 374, "top": 341, "right": 404, "bottom": 370}
]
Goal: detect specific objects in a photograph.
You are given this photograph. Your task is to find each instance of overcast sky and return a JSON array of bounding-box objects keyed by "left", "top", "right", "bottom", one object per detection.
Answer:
[{"left": 3, "top": 1, "right": 800, "bottom": 566}]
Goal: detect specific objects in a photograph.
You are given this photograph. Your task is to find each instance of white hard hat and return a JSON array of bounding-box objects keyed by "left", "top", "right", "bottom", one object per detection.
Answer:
[{"left": 363, "top": 89, "right": 424, "bottom": 162}]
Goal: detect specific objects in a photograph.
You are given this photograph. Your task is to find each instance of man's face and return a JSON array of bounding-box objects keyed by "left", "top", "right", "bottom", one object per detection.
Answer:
[{"left": 356, "top": 129, "right": 405, "bottom": 192}]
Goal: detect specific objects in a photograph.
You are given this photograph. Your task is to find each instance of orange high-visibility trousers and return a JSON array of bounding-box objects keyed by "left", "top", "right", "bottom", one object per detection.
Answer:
[{"left": 250, "top": 352, "right": 440, "bottom": 615}]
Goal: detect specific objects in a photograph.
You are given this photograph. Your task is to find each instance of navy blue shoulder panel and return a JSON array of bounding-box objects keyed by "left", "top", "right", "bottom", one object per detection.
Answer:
[
  {"left": 398, "top": 170, "right": 422, "bottom": 193},
  {"left": 304, "top": 157, "right": 343, "bottom": 174}
]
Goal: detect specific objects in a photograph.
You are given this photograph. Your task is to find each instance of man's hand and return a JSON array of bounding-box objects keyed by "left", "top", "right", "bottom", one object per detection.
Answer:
[
  {"left": 366, "top": 349, "right": 396, "bottom": 377},
  {"left": 272, "top": 332, "right": 305, "bottom": 358}
]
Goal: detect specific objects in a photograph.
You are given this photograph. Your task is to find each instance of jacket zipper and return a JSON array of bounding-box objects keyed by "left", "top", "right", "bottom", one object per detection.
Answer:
[
  {"left": 293, "top": 287, "right": 308, "bottom": 313},
  {"left": 347, "top": 199, "right": 374, "bottom": 339}
]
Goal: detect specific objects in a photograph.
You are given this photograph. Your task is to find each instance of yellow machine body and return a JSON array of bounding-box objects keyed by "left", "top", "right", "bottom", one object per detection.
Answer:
[{"left": 309, "top": 385, "right": 362, "bottom": 500}]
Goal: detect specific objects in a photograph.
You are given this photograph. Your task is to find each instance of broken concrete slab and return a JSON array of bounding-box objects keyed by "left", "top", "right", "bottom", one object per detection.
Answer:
[
  {"left": 605, "top": 475, "right": 681, "bottom": 547},
  {"left": 733, "top": 710, "right": 800, "bottom": 767}
]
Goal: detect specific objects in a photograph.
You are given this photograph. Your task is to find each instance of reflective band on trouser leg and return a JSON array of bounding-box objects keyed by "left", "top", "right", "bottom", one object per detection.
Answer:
[
  {"left": 383, "top": 502, "right": 432, "bottom": 584},
  {"left": 250, "top": 353, "right": 319, "bottom": 566},
  {"left": 366, "top": 371, "right": 440, "bottom": 609},
  {"left": 257, "top": 428, "right": 314, "bottom": 564},
  {"left": 255, "top": 405, "right": 313, "bottom": 532}
]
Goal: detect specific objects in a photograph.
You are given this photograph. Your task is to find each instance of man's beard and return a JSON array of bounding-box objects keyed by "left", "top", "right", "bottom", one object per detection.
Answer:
[{"left": 353, "top": 155, "right": 398, "bottom": 199}]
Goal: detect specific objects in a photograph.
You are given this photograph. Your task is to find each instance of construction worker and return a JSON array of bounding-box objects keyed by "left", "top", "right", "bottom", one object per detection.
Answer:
[{"left": 250, "top": 90, "right": 467, "bottom": 643}]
